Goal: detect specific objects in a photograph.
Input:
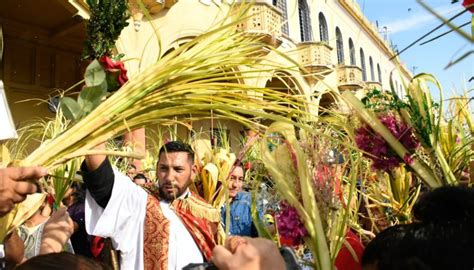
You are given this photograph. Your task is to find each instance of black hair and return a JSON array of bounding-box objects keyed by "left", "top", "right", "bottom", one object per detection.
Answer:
[
  {"left": 128, "top": 164, "right": 137, "bottom": 170},
  {"left": 71, "top": 182, "right": 85, "bottom": 204},
  {"left": 413, "top": 186, "right": 474, "bottom": 225},
  {"left": 158, "top": 141, "right": 195, "bottom": 163},
  {"left": 133, "top": 173, "right": 148, "bottom": 182},
  {"left": 364, "top": 222, "right": 474, "bottom": 270},
  {"left": 15, "top": 252, "right": 111, "bottom": 270},
  {"left": 362, "top": 186, "right": 474, "bottom": 270}
]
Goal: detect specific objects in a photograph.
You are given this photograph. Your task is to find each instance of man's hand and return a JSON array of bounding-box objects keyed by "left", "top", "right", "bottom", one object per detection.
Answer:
[
  {"left": 0, "top": 167, "right": 48, "bottom": 216},
  {"left": 40, "top": 207, "right": 74, "bottom": 255},
  {"left": 4, "top": 232, "right": 25, "bottom": 266},
  {"left": 212, "top": 237, "right": 285, "bottom": 270}
]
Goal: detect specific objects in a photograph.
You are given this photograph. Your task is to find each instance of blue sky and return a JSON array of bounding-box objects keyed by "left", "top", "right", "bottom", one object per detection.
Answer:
[{"left": 357, "top": 0, "right": 473, "bottom": 102}]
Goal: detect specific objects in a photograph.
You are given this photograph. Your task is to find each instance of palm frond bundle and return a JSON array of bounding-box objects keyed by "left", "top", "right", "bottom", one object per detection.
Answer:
[
  {"left": 20, "top": 4, "right": 309, "bottom": 169},
  {"left": 259, "top": 121, "right": 361, "bottom": 270}
]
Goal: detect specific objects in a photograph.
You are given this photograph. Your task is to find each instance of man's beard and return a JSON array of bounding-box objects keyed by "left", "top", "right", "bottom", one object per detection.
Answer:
[{"left": 158, "top": 184, "right": 187, "bottom": 201}]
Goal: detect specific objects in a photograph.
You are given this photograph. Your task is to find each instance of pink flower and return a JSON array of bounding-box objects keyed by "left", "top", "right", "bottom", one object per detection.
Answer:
[
  {"left": 403, "top": 154, "right": 414, "bottom": 165},
  {"left": 276, "top": 201, "right": 307, "bottom": 246},
  {"left": 99, "top": 56, "right": 129, "bottom": 86},
  {"left": 355, "top": 114, "right": 419, "bottom": 172}
]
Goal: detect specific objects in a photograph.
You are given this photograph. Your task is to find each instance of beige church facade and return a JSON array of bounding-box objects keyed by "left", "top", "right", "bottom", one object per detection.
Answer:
[{"left": 0, "top": 0, "right": 411, "bottom": 152}]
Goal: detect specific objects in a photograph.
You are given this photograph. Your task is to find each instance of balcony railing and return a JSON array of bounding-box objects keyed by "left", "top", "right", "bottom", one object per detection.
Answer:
[
  {"left": 296, "top": 42, "right": 333, "bottom": 78},
  {"left": 365, "top": 81, "right": 382, "bottom": 91},
  {"left": 136, "top": 0, "right": 177, "bottom": 14},
  {"left": 337, "top": 65, "right": 363, "bottom": 91},
  {"left": 235, "top": 2, "right": 283, "bottom": 48}
]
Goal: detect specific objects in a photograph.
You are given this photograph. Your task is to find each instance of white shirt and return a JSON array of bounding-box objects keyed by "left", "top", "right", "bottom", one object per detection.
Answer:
[
  {"left": 161, "top": 196, "right": 203, "bottom": 270},
  {"left": 85, "top": 168, "right": 203, "bottom": 270}
]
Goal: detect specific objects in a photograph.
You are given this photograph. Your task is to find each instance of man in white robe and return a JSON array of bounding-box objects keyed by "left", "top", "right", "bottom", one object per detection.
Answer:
[{"left": 83, "top": 141, "right": 222, "bottom": 270}]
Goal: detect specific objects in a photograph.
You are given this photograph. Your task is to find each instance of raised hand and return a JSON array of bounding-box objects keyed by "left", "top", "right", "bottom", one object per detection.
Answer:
[
  {"left": 212, "top": 236, "right": 285, "bottom": 270},
  {"left": 0, "top": 167, "right": 48, "bottom": 216},
  {"left": 40, "top": 207, "right": 74, "bottom": 254}
]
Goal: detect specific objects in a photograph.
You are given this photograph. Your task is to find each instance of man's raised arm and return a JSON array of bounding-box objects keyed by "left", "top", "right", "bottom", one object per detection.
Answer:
[{"left": 81, "top": 143, "right": 114, "bottom": 208}]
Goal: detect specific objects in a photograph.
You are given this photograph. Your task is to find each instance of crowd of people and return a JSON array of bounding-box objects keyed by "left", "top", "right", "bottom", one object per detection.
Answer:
[{"left": 0, "top": 140, "right": 473, "bottom": 270}]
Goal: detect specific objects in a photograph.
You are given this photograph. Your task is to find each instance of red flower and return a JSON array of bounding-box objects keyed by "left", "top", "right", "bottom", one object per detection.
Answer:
[
  {"left": 244, "top": 162, "right": 252, "bottom": 170},
  {"left": 99, "top": 56, "right": 129, "bottom": 86},
  {"left": 463, "top": 0, "right": 474, "bottom": 12}
]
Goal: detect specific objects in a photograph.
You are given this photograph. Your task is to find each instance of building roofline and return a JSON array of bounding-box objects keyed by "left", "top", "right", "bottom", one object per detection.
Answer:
[{"left": 337, "top": 0, "right": 412, "bottom": 80}]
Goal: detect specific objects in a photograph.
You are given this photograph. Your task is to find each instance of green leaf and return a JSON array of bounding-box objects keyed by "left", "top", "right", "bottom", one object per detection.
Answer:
[
  {"left": 78, "top": 81, "right": 107, "bottom": 113},
  {"left": 85, "top": 59, "right": 106, "bottom": 87},
  {"left": 105, "top": 72, "right": 120, "bottom": 92},
  {"left": 60, "top": 97, "right": 82, "bottom": 121}
]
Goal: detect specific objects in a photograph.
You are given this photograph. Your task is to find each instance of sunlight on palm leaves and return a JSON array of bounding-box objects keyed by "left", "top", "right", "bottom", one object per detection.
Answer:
[
  {"left": 20, "top": 3, "right": 309, "bottom": 170},
  {"left": 259, "top": 121, "right": 360, "bottom": 270}
]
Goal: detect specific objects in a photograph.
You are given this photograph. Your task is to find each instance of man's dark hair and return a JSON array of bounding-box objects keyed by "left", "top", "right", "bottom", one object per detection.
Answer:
[
  {"left": 133, "top": 173, "right": 148, "bottom": 182},
  {"left": 158, "top": 141, "right": 195, "bottom": 163},
  {"left": 128, "top": 164, "right": 136, "bottom": 170},
  {"left": 71, "top": 182, "right": 85, "bottom": 204}
]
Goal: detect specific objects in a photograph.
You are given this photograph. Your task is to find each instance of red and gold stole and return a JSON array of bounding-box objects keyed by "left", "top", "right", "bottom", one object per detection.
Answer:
[
  {"left": 143, "top": 195, "right": 169, "bottom": 270},
  {"left": 172, "top": 192, "right": 222, "bottom": 261},
  {"left": 142, "top": 190, "right": 223, "bottom": 269}
]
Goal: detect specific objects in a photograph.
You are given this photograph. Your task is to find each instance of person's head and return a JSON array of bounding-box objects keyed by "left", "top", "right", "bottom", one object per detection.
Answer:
[
  {"left": 133, "top": 173, "right": 148, "bottom": 185},
  {"left": 362, "top": 186, "right": 474, "bottom": 270},
  {"left": 126, "top": 164, "right": 137, "bottom": 179},
  {"left": 156, "top": 141, "right": 196, "bottom": 201},
  {"left": 62, "top": 183, "right": 84, "bottom": 207},
  {"left": 229, "top": 162, "right": 245, "bottom": 199},
  {"left": 15, "top": 252, "right": 111, "bottom": 270},
  {"left": 413, "top": 185, "right": 474, "bottom": 224}
]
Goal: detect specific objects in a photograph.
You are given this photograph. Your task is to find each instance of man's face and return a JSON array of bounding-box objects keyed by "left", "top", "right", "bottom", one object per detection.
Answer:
[
  {"left": 157, "top": 152, "right": 196, "bottom": 201},
  {"left": 229, "top": 166, "right": 244, "bottom": 199},
  {"left": 127, "top": 167, "right": 137, "bottom": 179},
  {"left": 133, "top": 178, "right": 147, "bottom": 185}
]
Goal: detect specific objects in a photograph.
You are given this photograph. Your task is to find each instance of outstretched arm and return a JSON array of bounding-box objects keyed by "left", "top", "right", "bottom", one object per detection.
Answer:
[{"left": 82, "top": 143, "right": 114, "bottom": 208}]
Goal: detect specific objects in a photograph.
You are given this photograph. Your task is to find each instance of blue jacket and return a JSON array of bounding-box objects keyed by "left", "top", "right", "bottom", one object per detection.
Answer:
[{"left": 221, "top": 192, "right": 260, "bottom": 237}]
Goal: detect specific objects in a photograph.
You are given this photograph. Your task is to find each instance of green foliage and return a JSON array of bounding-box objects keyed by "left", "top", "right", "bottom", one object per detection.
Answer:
[
  {"left": 361, "top": 89, "right": 407, "bottom": 113},
  {"left": 362, "top": 88, "right": 440, "bottom": 148},
  {"left": 61, "top": 97, "right": 83, "bottom": 121},
  {"left": 60, "top": 60, "right": 108, "bottom": 121},
  {"left": 406, "top": 95, "right": 433, "bottom": 147},
  {"left": 83, "top": 0, "right": 130, "bottom": 59},
  {"left": 84, "top": 59, "right": 106, "bottom": 86}
]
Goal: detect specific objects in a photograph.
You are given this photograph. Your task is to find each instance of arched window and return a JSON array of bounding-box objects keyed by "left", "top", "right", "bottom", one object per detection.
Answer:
[
  {"left": 319, "top": 12, "right": 328, "bottom": 42},
  {"left": 336, "top": 27, "right": 344, "bottom": 65},
  {"left": 298, "top": 0, "right": 312, "bottom": 42},
  {"left": 377, "top": 63, "right": 382, "bottom": 83},
  {"left": 273, "top": 0, "right": 289, "bottom": 35},
  {"left": 348, "top": 38, "right": 356, "bottom": 65},
  {"left": 369, "top": 57, "right": 375, "bottom": 81},
  {"left": 360, "top": 48, "right": 366, "bottom": 81}
]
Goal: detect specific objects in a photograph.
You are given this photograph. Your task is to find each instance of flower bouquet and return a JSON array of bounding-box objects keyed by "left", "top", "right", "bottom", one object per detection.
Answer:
[
  {"left": 343, "top": 74, "right": 473, "bottom": 189},
  {"left": 259, "top": 121, "right": 361, "bottom": 270}
]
